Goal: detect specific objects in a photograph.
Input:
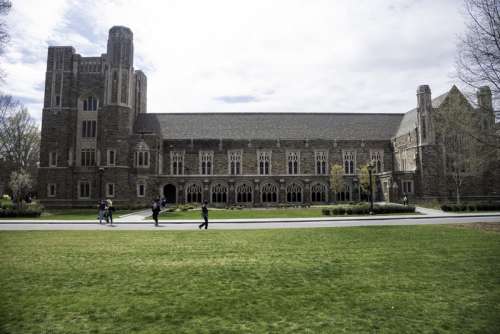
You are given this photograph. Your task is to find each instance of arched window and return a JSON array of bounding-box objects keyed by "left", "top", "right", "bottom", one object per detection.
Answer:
[
  {"left": 261, "top": 183, "right": 278, "bottom": 203},
  {"left": 134, "top": 140, "right": 150, "bottom": 168},
  {"left": 211, "top": 183, "right": 228, "bottom": 203},
  {"left": 236, "top": 183, "right": 253, "bottom": 203},
  {"left": 311, "top": 183, "right": 327, "bottom": 202},
  {"left": 186, "top": 183, "right": 202, "bottom": 203},
  {"left": 83, "top": 96, "right": 98, "bottom": 111},
  {"left": 336, "top": 184, "right": 351, "bottom": 202},
  {"left": 286, "top": 183, "right": 303, "bottom": 203}
]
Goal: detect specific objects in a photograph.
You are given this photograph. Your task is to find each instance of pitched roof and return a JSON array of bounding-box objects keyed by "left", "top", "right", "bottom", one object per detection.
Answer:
[
  {"left": 134, "top": 113, "right": 405, "bottom": 141},
  {"left": 394, "top": 108, "right": 417, "bottom": 137}
]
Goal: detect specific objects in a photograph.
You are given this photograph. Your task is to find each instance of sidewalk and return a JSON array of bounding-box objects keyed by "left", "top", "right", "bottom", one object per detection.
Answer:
[{"left": 1, "top": 207, "right": 499, "bottom": 224}]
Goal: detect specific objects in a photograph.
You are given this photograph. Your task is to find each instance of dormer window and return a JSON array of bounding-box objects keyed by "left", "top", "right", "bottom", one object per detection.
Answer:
[{"left": 83, "top": 96, "right": 98, "bottom": 111}]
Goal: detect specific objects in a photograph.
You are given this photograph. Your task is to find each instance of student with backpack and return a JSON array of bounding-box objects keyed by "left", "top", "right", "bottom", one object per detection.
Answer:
[{"left": 152, "top": 198, "right": 161, "bottom": 227}]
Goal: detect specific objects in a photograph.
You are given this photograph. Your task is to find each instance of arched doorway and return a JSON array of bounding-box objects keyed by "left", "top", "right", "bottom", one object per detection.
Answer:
[{"left": 163, "top": 184, "right": 177, "bottom": 204}]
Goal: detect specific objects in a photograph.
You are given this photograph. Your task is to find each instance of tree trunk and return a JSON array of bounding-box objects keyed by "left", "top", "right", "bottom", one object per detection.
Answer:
[{"left": 456, "top": 185, "right": 461, "bottom": 205}]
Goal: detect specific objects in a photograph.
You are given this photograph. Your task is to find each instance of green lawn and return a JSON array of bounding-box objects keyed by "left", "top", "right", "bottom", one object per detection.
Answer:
[
  {"left": 159, "top": 207, "right": 419, "bottom": 220},
  {"left": 0, "top": 209, "right": 135, "bottom": 220},
  {"left": 1, "top": 225, "right": 500, "bottom": 333},
  {"left": 160, "top": 207, "right": 326, "bottom": 220}
]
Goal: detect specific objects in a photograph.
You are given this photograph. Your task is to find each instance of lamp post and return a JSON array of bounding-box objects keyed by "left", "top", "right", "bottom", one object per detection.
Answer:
[
  {"left": 98, "top": 167, "right": 104, "bottom": 200},
  {"left": 367, "top": 162, "right": 374, "bottom": 214}
]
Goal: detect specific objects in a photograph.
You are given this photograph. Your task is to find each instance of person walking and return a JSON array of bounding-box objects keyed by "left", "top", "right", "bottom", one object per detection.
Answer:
[
  {"left": 98, "top": 199, "right": 106, "bottom": 224},
  {"left": 403, "top": 194, "right": 408, "bottom": 206},
  {"left": 106, "top": 199, "right": 114, "bottom": 225},
  {"left": 199, "top": 201, "right": 209, "bottom": 230},
  {"left": 152, "top": 197, "right": 161, "bottom": 227}
]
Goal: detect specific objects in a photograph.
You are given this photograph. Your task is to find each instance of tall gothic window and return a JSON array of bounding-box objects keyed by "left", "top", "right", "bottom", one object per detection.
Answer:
[
  {"left": 336, "top": 184, "right": 351, "bottom": 202},
  {"left": 81, "top": 148, "right": 96, "bottom": 167},
  {"left": 199, "top": 151, "right": 213, "bottom": 175},
  {"left": 236, "top": 183, "right": 252, "bottom": 203},
  {"left": 287, "top": 151, "right": 299, "bottom": 175},
  {"left": 343, "top": 151, "right": 355, "bottom": 175},
  {"left": 258, "top": 151, "right": 271, "bottom": 175},
  {"left": 370, "top": 150, "right": 383, "bottom": 173},
  {"left": 315, "top": 151, "right": 327, "bottom": 175},
  {"left": 186, "top": 183, "right": 202, "bottom": 203},
  {"left": 79, "top": 181, "right": 91, "bottom": 199},
  {"left": 229, "top": 150, "right": 242, "bottom": 175},
  {"left": 286, "top": 183, "right": 303, "bottom": 203},
  {"left": 261, "top": 183, "right": 278, "bottom": 203},
  {"left": 421, "top": 117, "right": 427, "bottom": 140},
  {"left": 135, "top": 151, "right": 150, "bottom": 168},
  {"left": 49, "top": 151, "right": 58, "bottom": 167},
  {"left": 211, "top": 183, "right": 228, "bottom": 203},
  {"left": 81, "top": 120, "right": 97, "bottom": 138},
  {"left": 83, "top": 96, "right": 98, "bottom": 111},
  {"left": 171, "top": 151, "right": 184, "bottom": 175},
  {"left": 311, "top": 183, "right": 327, "bottom": 202}
]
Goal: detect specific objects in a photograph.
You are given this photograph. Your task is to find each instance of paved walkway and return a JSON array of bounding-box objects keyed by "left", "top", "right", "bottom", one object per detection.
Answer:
[{"left": 0, "top": 214, "right": 499, "bottom": 230}]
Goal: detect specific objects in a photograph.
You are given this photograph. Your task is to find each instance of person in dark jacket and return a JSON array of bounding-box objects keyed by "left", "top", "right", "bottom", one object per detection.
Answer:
[
  {"left": 106, "top": 199, "right": 114, "bottom": 225},
  {"left": 199, "top": 201, "right": 209, "bottom": 230},
  {"left": 98, "top": 199, "right": 106, "bottom": 224},
  {"left": 152, "top": 197, "right": 161, "bottom": 227}
]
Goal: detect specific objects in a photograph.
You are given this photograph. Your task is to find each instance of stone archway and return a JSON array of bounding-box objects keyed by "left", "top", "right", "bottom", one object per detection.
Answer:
[{"left": 163, "top": 184, "right": 177, "bottom": 204}]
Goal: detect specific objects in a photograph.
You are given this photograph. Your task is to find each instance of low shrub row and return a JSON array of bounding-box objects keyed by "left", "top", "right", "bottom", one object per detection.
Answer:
[
  {"left": 322, "top": 203, "right": 416, "bottom": 216},
  {"left": 441, "top": 202, "right": 500, "bottom": 212},
  {"left": 0, "top": 202, "right": 43, "bottom": 218}
]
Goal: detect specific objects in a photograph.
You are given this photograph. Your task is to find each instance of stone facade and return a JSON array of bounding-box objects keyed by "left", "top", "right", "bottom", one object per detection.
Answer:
[{"left": 38, "top": 26, "right": 500, "bottom": 208}]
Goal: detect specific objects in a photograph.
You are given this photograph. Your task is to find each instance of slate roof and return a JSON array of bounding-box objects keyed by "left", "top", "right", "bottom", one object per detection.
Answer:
[{"left": 134, "top": 113, "right": 405, "bottom": 141}]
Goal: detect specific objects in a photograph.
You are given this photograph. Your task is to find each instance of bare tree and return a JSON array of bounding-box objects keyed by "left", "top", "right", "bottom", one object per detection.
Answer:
[
  {"left": 0, "top": 0, "right": 11, "bottom": 80},
  {"left": 0, "top": 95, "right": 39, "bottom": 171},
  {"left": 456, "top": 0, "right": 500, "bottom": 102}
]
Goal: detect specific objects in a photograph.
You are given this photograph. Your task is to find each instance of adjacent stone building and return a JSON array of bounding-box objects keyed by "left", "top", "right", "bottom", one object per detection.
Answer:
[{"left": 38, "top": 26, "right": 500, "bottom": 208}]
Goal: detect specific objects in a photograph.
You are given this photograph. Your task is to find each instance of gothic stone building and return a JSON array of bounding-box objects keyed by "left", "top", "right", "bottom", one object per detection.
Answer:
[{"left": 38, "top": 26, "right": 500, "bottom": 208}]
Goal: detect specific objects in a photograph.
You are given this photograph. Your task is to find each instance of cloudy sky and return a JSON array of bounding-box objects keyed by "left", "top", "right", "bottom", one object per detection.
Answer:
[{"left": 1, "top": 0, "right": 467, "bottom": 122}]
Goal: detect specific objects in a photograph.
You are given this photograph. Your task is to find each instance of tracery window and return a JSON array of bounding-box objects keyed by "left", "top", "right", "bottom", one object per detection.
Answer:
[
  {"left": 336, "top": 184, "right": 351, "bottom": 202},
  {"left": 135, "top": 151, "right": 150, "bottom": 168},
  {"left": 79, "top": 181, "right": 91, "bottom": 199},
  {"left": 261, "top": 183, "right": 278, "bottom": 203},
  {"left": 81, "top": 148, "right": 96, "bottom": 167},
  {"left": 171, "top": 151, "right": 184, "bottom": 175},
  {"left": 186, "top": 183, "right": 202, "bottom": 203},
  {"left": 236, "top": 183, "right": 252, "bottom": 203},
  {"left": 229, "top": 150, "right": 242, "bottom": 175},
  {"left": 258, "top": 151, "right": 271, "bottom": 175},
  {"left": 82, "top": 120, "right": 97, "bottom": 138},
  {"left": 83, "top": 96, "right": 98, "bottom": 111},
  {"left": 370, "top": 150, "right": 384, "bottom": 173},
  {"left": 200, "top": 151, "right": 213, "bottom": 175},
  {"left": 343, "top": 151, "right": 356, "bottom": 175},
  {"left": 311, "top": 183, "right": 327, "bottom": 202},
  {"left": 287, "top": 151, "right": 299, "bottom": 175},
  {"left": 211, "top": 183, "right": 228, "bottom": 203},
  {"left": 286, "top": 183, "right": 303, "bottom": 203},
  {"left": 315, "top": 151, "right": 327, "bottom": 175}
]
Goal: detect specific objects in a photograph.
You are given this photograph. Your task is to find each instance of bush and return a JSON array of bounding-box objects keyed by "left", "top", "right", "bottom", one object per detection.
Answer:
[
  {"left": 321, "top": 208, "right": 331, "bottom": 216},
  {"left": 0, "top": 202, "right": 43, "bottom": 218}
]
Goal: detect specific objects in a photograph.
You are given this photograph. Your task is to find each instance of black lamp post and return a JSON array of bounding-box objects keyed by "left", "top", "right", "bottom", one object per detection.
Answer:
[
  {"left": 98, "top": 167, "right": 104, "bottom": 200},
  {"left": 367, "top": 162, "right": 374, "bottom": 214}
]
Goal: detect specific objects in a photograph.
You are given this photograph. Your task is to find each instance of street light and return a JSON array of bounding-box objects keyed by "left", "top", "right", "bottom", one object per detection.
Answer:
[
  {"left": 98, "top": 167, "right": 104, "bottom": 200},
  {"left": 367, "top": 162, "right": 374, "bottom": 214}
]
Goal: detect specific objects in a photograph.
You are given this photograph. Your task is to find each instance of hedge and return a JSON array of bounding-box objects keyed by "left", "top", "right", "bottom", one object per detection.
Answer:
[
  {"left": 0, "top": 202, "right": 43, "bottom": 218},
  {"left": 323, "top": 203, "right": 415, "bottom": 216},
  {"left": 441, "top": 202, "right": 500, "bottom": 212}
]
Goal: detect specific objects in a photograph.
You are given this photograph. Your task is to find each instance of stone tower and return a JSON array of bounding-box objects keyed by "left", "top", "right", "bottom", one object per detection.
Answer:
[{"left": 416, "top": 84, "right": 433, "bottom": 145}]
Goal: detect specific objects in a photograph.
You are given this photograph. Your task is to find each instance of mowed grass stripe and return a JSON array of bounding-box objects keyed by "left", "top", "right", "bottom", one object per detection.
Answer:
[{"left": 0, "top": 226, "right": 499, "bottom": 333}]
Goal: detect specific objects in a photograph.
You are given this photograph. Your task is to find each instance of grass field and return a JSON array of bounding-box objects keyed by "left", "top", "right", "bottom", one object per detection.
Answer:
[
  {"left": 159, "top": 207, "right": 419, "bottom": 220},
  {"left": 1, "top": 225, "right": 500, "bottom": 333},
  {"left": 0, "top": 209, "right": 135, "bottom": 220}
]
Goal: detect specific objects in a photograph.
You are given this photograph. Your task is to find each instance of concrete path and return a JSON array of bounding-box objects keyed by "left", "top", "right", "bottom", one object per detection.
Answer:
[
  {"left": 114, "top": 209, "right": 151, "bottom": 222},
  {"left": 415, "top": 206, "right": 455, "bottom": 216},
  {"left": 0, "top": 215, "right": 499, "bottom": 231}
]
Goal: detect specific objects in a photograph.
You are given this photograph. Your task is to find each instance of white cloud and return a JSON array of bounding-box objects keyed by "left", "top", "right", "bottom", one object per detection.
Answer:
[{"left": 1, "top": 0, "right": 470, "bottom": 122}]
